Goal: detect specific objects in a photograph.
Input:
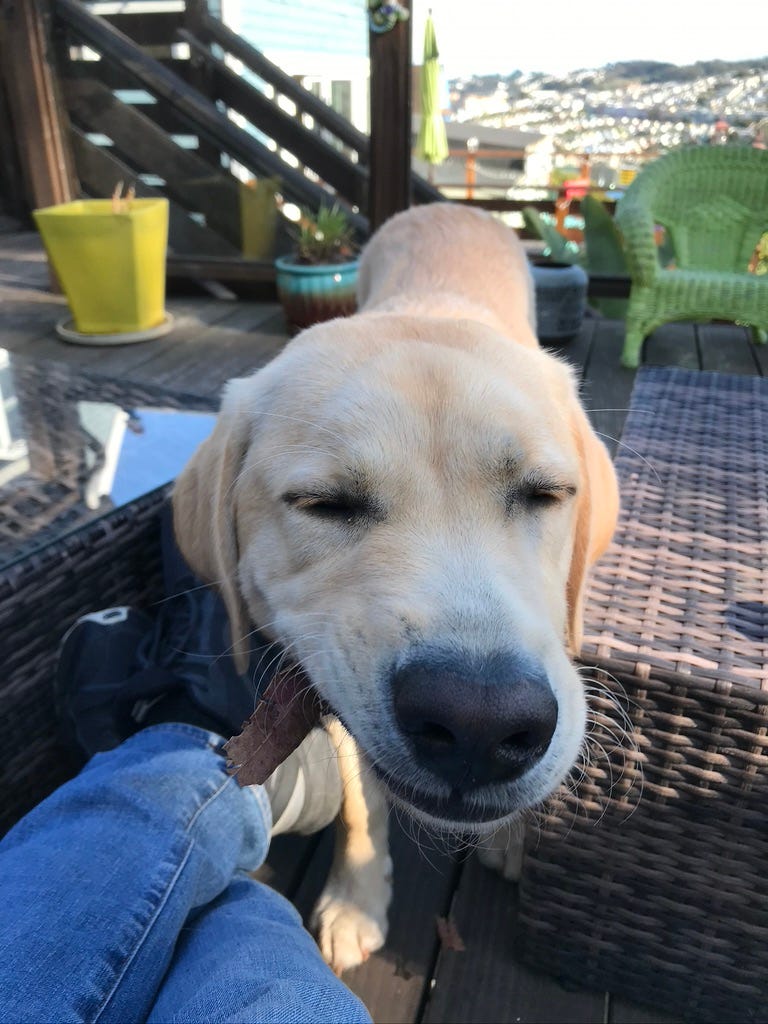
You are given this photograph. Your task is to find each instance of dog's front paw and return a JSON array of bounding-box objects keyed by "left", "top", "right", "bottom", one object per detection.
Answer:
[
  {"left": 310, "top": 857, "right": 392, "bottom": 974},
  {"left": 476, "top": 822, "right": 525, "bottom": 881},
  {"left": 312, "top": 896, "right": 386, "bottom": 975}
]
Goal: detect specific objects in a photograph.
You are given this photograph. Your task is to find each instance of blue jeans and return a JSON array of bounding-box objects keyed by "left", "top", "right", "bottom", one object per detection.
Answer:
[{"left": 0, "top": 724, "right": 371, "bottom": 1024}]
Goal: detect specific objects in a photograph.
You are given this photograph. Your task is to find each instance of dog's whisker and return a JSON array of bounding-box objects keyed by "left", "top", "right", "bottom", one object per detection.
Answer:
[
  {"left": 586, "top": 701, "right": 636, "bottom": 742},
  {"left": 580, "top": 670, "right": 644, "bottom": 806},
  {"left": 245, "top": 635, "right": 332, "bottom": 704},
  {"left": 227, "top": 443, "right": 345, "bottom": 496},
  {"left": 583, "top": 407, "right": 631, "bottom": 415},
  {"left": 594, "top": 431, "right": 661, "bottom": 484},
  {"left": 585, "top": 715, "right": 629, "bottom": 755},
  {"left": 580, "top": 673, "right": 639, "bottom": 749},
  {"left": 221, "top": 442, "right": 348, "bottom": 509},
  {"left": 581, "top": 676, "right": 641, "bottom": 724},
  {"left": 248, "top": 409, "right": 352, "bottom": 449},
  {"left": 149, "top": 579, "right": 228, "bottom": 609}
]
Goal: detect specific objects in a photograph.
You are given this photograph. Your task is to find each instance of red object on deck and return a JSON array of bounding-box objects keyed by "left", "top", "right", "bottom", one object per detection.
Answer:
[{"left": 563, "top": 177, "right": 591, "bottom": 200}]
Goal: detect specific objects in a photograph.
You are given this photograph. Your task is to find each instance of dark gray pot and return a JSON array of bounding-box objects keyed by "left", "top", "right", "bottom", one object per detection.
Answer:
[{"left": 530, "top": 260, "right": 588, "bottom": 341}]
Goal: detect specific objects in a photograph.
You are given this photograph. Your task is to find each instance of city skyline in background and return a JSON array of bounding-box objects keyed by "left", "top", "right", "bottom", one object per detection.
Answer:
[{"left": 410, "top": 0, "right": 767, "bottom": 79}]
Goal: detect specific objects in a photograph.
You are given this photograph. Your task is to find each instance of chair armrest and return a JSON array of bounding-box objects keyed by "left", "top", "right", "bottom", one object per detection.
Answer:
[{"left": 615, "top": 195, "right": 661, "bottom": 287}]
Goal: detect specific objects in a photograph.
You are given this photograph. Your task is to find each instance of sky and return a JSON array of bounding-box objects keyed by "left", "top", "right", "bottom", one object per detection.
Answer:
[{"left": 410, "top": 0, "right": 768, "bottom": 79}]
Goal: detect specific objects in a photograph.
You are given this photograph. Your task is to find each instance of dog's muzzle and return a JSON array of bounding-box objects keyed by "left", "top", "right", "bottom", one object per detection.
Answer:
[{"left": 392, "top": 650, "right": 558, "bottom": 792}]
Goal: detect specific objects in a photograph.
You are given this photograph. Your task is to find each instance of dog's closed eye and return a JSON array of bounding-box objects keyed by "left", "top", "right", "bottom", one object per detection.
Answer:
[
  {"left": 283, "top": 490, "right": 374, "bottom": 523},
  {"left": 506, "top": 477, "right": 577, "bottom": 516}
]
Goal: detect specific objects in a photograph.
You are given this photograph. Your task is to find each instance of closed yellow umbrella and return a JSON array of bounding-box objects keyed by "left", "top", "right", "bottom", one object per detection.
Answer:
[{"left": 415, "top": 12, "right": 449, "bottom": 179}]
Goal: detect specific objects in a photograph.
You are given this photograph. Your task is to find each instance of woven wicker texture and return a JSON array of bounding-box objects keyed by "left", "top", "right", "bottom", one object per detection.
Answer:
[
  {"left": 517, "top": 367, "right": 768, "bottom": 1022},
  {"left": 0, "top": 358, "right": 217, "bottom": 835},
  {"left": 0, "top": 490, "right": 168, "bottom": 835},
  {"left": 616, "top": 145, "right": 768, "bottom": 367}
]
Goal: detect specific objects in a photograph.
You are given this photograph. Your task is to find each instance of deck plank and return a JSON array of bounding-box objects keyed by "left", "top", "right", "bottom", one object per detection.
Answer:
[
  {"left": 0, "top": 231, "right": 52, "bottom": 292},
  {"left": 423, "top": 853, "right": 607, "bottom": 1024},
  {"left": 643, "top": 323, "right": 700, "bottom": 369},
  {"left": 8, "top": 298, "right": 286, "bottom": 398},
  {"left": 288, "top": 820, "right": 459, "bottom": 1024},
  {"left": 51, "top": 299, "right": 240, "bottom": 374},
  {"left": 4, "top": 296, "right": 233, "bottom": 372},
  {"left": 0, "top": 296, "right": 71, "bottom": 352},
  {"left": 580, "top": 318, "right": 636, "bottom": 457},
  {"left": 697, "top": 322, "right": 761, "bottom": 375},
  {"left": 346, "top": 825, "right": 459, "bottom": 1024},
  {"left": 152, "top": 307, "right": 287, "bottom": 393},
  {"left": 543, "top": 314, "right": 597, "bottom": 382},
  {"left": 749, "top": 333, "right": 768, "bottom": 376}
]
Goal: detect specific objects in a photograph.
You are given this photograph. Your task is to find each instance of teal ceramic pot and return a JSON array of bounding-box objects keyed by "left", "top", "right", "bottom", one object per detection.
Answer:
[
  {"left": 530, "top": 260, "right": 588, "bottom": 341},
  {"left": 275, "top": 256, "right": 359, "bottom": 334}
]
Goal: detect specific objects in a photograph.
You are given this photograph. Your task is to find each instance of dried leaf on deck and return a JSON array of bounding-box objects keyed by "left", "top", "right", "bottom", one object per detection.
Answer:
[{"left": 436, "top": 915, "right": 466, "bottom": 952}]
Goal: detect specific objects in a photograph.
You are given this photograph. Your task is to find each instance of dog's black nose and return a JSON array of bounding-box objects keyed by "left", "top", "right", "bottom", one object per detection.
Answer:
[{"left": 392, "top": 651, "right": 558, "bottom": 789}]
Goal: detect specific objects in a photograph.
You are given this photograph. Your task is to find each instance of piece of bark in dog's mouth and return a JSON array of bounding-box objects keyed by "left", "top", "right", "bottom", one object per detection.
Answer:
[{"left": 224, "top": 665, "right": 324, "bottom": 785}]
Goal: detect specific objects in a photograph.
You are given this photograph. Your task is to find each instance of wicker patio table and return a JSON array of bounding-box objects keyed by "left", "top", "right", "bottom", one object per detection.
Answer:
[
  {"left": 517, "top": 367, "right": 768, "bottom": 1023},
  {"left": 0, "top": 353, "right": 216, "bottom": 834}
]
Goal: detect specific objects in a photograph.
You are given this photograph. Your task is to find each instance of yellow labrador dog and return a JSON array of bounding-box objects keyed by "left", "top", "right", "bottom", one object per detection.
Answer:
[{"left": 173, "top": 204, "right": 619, "bottom": 974}]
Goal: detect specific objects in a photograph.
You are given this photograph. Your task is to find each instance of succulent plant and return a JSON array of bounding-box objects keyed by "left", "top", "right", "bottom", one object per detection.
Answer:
[{"left": 292, "top": 204, "right": 358, "bottom": 265}]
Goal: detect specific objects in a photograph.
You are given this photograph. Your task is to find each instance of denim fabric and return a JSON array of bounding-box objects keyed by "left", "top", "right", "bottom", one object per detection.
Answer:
[{"left": 0, "top": 724, "right": 370, "bottom": 1024}]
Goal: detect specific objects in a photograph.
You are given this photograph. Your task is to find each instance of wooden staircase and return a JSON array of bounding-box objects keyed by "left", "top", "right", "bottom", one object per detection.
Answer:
[{"left": 2, "top": 0, "right": 441, "bottom": 292}]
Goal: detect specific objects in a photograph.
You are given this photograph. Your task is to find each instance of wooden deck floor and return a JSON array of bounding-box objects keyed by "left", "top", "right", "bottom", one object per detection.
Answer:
[{"left": 3, "top": 230, "right": 766, "bottom": 1024}]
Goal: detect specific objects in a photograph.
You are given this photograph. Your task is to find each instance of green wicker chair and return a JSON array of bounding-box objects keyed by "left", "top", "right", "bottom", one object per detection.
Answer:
[{"left": 615, "top": 145, "right": 768, "bottom": 368}]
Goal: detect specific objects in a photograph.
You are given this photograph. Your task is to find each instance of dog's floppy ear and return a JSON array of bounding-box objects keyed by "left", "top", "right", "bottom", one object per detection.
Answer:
[
  {"left": 173, "top": 378, "right": 254, "bottom": 673},
  {"left": 566, "top": 401, "right": 619, "bottom": 656}
]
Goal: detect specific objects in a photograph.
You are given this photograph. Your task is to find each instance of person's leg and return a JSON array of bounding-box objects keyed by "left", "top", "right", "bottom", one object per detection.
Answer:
[
  {"left": 0, "top": 725, "right": 367, "bottom": 1024},
  {"left": 1, "top": 502, "right": 364, "bottom": 1024},
  {"left": 147, "top": 878, "right": 370, "bottom": 1024},
  {"left": 0, "top": 724, "right": 258, "bottom": 1023}
]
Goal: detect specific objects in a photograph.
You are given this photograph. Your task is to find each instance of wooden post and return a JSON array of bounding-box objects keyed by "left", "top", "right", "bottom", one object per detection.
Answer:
[
  {"left": 368, "top": 4, "right": 412, "bottom": 232},
  {"left": 554, "top": 193, "right": 569, "bottom": 235},
  {"left": 465, "top": 153, "right": 476, "bottom": 200},
  {"left": 0, "top": 0, "right": 77, "bottom": 210},
  {"left": 0, "top": 71, "right": 26, "bottom": 220}
]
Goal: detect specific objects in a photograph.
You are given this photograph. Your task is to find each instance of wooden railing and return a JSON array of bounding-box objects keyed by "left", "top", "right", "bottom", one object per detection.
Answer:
[
  {"left": 41, "top": 0, "right": 446, "bottom": 288},
  {"left": 1, "top": 0, "right": 624, "bottom": 297},
  {"left": 56, "top": 0, "right": 367, "bottom": 223},
  {"left": 180, "top": 32, "right": 369, "bottom": 208},
  {"left": 186, "top": 8, "right": 440, "bottom": 208}
]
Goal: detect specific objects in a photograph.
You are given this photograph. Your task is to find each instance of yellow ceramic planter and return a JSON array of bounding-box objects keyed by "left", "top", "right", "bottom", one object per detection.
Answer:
[
  {"left": 33, "top": 198, "right": 169, "bottom": 335},
  {"left": 239, "top": 178, "right": 279, "bottom": 259}
]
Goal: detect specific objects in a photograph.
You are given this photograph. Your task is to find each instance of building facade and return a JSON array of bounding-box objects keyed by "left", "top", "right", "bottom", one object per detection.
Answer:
[{"left": 221, "top": 0, "right": 370, "bottom": 131}]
